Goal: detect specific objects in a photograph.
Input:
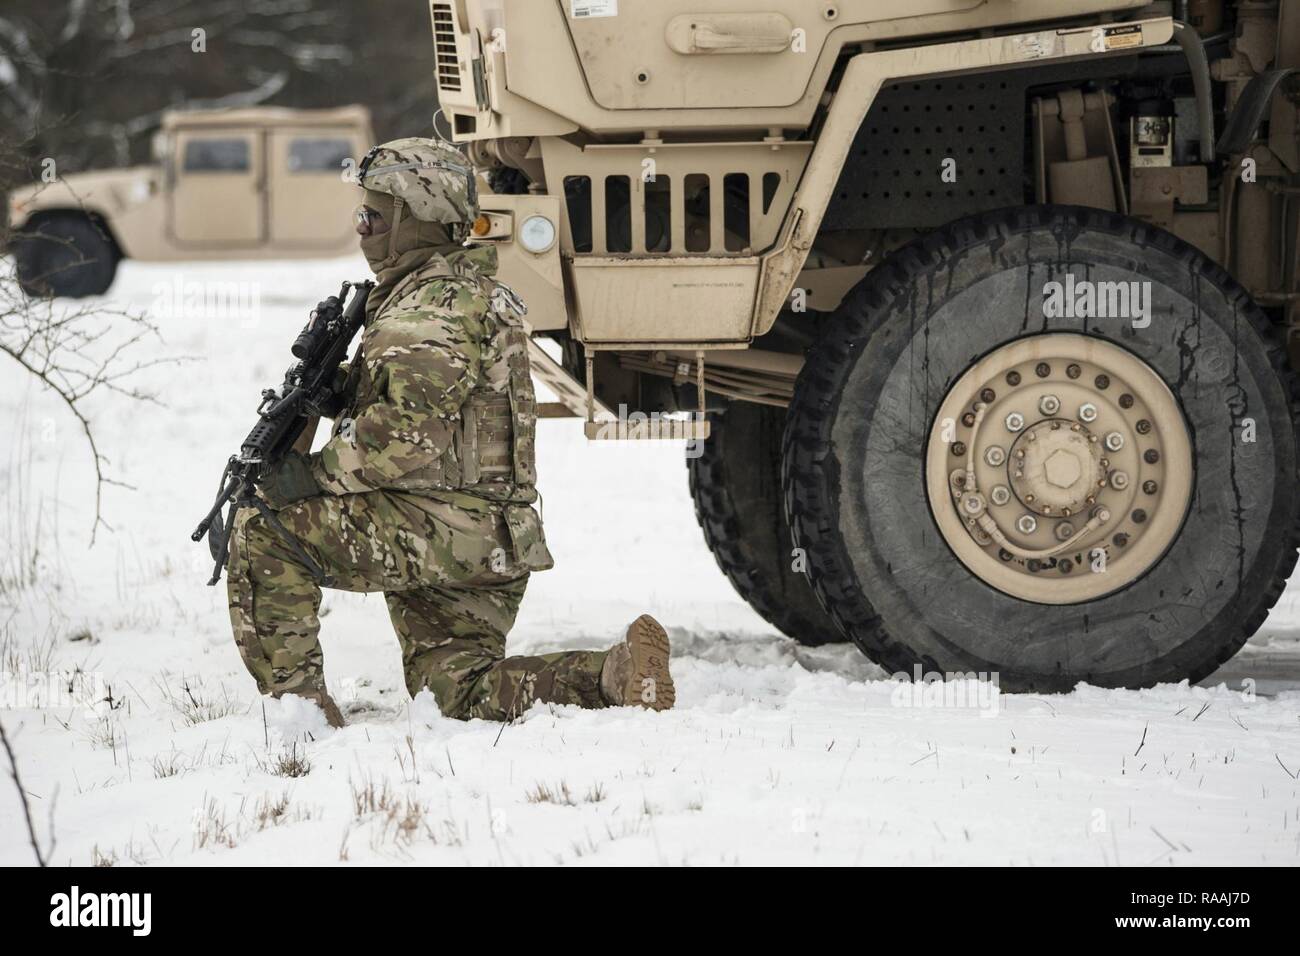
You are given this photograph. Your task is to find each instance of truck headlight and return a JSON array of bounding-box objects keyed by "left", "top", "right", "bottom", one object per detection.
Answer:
[{"left": 519, "top": 215, "right": 556, "bottom": 254}]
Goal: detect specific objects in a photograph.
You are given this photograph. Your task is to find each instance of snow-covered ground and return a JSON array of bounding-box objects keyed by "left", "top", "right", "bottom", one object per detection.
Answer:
[{"left": 1, "top": 256, "right": 1298, "bottom": 866}]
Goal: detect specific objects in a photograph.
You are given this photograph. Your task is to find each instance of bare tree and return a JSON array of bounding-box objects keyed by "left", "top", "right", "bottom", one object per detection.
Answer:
[
  {"left": 0, "top": 717, "right": 53, "bottom": 866},
  {"left": 0, "top": 0, "right": 436, "bottom": 174},
  {"left": 1, "top": 132, "right": 181, "bottom": 545},
  {"left": 0, "top": 268, "right": 176, "bottom": 543}
]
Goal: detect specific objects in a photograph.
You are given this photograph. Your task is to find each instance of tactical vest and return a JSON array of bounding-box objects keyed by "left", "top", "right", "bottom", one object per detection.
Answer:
[{"left": 338, "top": 256, "right": 539, "bottom": 508}]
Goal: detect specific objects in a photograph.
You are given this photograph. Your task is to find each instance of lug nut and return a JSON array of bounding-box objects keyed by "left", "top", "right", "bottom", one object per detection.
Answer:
[
  {"left": 980, "top": 387, "right": 996, "bottom": 404},
  {"left": 1104, "top": 431, "right": 1125, "bottom": 451},
  {"left": 1143, "top": 480, "right": 1158, "bottom": 494},
  {"left": 1035, "top": 362, "right": 1052, "bottom": 378},
  {"left": 1055, "top": 521, "right": 1075, "bottom": 541},
  {"left": 1066, "top": 363, "right": 1082, "bottom": 379},
  {"left": 985, "top": 446, "right": 1006, "bottom": 466},
  {"left": 1113, "top": 533, "right": 1129, "bottom": 547},
  {"left": 1005, "top": 412, "right": 1025, "bottom": 432},
  {"left": 1144, "top": 449, "right": 1160, "bottom": 464},
  {"left": 1078, "top": 403, "right": 1098, "bottom": 423},
  {"left": 1016, "top": 514, "right": 1038, "bottom": 534},
  {"left": 963, "top": 494, "right": 984, "bottom": 515},
  {"left": 1005, "top": 370, "right": 1022, "bottom": 386},
  {"left": 952, "top": 442, "right": 966, "bottom": 456},
  {"left": 1136, "top": 419, "right": 1152, "bottom": 434},
  {"left": 1095, "top": 374, "right": 1110, "bottom": 390},
  {"left": 961, "top": 411, "right": 976, "bottom": 427},
  {"left": 1131, "top": 509, "right": 1147, "bottom": 524},
  {"left": 991, "top": 485, "right": 1011, "bottom": 506},
  {"left": 1109, "top": 470, "right": 1129, "bottom": 490},
  {"left": 1119, "top": 393, "right": 1135, "bottom": 409},
  {"left": 1058, "top": 559, "right": 1073, "bottom": 574},
  {"left": 1039, "top": 395, "right": 1061, "bottom": 415}
]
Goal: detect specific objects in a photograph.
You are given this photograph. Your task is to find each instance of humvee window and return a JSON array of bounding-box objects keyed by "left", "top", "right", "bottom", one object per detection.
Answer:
[
  {"left": 183, "top": 138, "right": 250, "bottom": 173},
  {"left": 288, "top": 138, "right": 353, "bottom": 173}
]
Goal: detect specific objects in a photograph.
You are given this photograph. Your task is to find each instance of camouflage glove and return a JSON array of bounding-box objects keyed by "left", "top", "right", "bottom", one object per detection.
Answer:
[{"left": 258, "top": 451, "right": 322, "bottom": 510}]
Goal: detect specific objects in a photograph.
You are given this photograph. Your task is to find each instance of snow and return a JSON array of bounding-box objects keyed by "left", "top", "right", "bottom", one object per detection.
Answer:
[{"left": 1, "top": 255, "right": 1299, "bottom": 866}]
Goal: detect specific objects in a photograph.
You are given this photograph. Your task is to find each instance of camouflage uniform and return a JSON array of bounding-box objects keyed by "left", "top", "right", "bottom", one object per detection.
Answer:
[{"left": 226, "top": 141, "right": 613, "bottom": 721}]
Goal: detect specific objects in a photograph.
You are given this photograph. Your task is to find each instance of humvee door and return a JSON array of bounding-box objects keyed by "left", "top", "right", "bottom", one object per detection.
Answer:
[{"left": 171, "top": 129, "right": 263, "bottom": 246}]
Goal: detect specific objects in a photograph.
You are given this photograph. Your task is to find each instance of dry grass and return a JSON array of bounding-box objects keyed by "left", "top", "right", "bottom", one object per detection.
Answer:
[
  {"left": 151, "top": 750, "right": 185, "bottom": 779},
  {"left": 155, "top": 674, "right": 244, "bottom": 726},
  {"left": 259, "top": 742, "right": 311, "bottom": 778},
  {"left": 193, "top": 796, "right": 237, "bottom": 850}
]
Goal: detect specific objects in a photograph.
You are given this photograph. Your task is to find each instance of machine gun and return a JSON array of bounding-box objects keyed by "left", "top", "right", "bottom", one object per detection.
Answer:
[{"left": 191, "top": 280, "right": 373, "bottom": 586}]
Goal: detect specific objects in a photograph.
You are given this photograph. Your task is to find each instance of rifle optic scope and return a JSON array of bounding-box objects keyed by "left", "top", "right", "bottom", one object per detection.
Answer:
[{"left": 291, "top": 296, "right": 342, "bottom": 361}]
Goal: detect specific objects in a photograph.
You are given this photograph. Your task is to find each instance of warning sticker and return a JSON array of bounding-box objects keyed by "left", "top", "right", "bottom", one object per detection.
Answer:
[
  {"left": 1098, "top": 24, "right": 1143, "bottom": 52},
  {"left": 572, "top": 0, "right": 618, "bottom": 18}
]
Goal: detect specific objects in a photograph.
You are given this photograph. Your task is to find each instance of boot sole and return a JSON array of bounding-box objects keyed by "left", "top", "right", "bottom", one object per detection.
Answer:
[{"left": 625, "top": 614, "right": 675, "bottom": 711}]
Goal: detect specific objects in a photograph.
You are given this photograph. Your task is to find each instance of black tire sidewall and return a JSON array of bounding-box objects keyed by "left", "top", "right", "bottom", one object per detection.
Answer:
[
  {"left": 17, "top": 216, "right": 117, "bottom": 298},
  {"left": 801, "top": 207, "right": 1298, "bottom": 690},
  {"left": 689, "top": 402, "right": 845, "bottom": 645}
]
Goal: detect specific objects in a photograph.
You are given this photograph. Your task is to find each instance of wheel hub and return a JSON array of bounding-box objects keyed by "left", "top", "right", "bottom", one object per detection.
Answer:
[
  {"left": 925, "top": 333, "right": 1193, "bottom": 604},
  {"left": 1010, "top": 421, "right": 1104, "bottom": 515}
]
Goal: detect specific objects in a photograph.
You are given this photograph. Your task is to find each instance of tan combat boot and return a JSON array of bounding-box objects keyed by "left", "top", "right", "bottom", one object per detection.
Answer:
[{"left": 599, "top": 614, "right": 675, "bottom": 711}]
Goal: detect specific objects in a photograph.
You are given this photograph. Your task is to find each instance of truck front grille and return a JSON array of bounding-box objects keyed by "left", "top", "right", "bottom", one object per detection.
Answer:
[{"left": 432, "top": 3, "right": 461, "bottom": 93}]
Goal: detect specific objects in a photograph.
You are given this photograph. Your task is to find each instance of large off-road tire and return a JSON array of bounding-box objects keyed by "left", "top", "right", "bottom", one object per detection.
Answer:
[
  {"left": 689, "top": 401, "right": 845, "bottom": 645},
  {"left": 13, "top": 214, "right": 119, "bottom": 298},
  {"left": 784, "top": 205, "right": 1300, "bottom": 690}
]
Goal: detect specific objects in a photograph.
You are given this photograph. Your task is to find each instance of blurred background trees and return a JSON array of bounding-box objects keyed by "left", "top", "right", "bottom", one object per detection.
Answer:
[{"left": 0, "top": 0, "right": 436, "bottom": 189}]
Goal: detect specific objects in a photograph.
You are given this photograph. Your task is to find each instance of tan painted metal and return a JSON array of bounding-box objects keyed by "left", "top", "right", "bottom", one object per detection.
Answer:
[
  {"left": 7, "top": 106, "right": 371, "bottom": 261},
  {"left": 468, "top": 10, "right": 1175, "bottom": 346},
  {"left": 752, "top": 17, "right": 1175, "bottom": 338},
  {"left": 472, "top": 192, "right": 568, "bottom": 330},
  {"left": 925, "top": 333, "right": 1193, "bottom": 604},
  {"left": 526, "top": 338, "right": 614, "bottom": 419},
  {"left": 434, "top": 1, "right": 1150, "bottom": 137}
]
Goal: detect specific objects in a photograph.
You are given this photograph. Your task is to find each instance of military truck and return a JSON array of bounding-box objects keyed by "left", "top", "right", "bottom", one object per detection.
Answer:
[
  {"left": 7, "top": 105, "right": 372, "bottom": 298},
  {"left": 432, "top": 0, "right": 1300, "bottom": 691}
]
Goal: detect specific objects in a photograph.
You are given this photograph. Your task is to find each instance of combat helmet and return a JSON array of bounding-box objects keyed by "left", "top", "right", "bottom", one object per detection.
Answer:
[{"left": 356, "top": 137, "right": 479, "bottom": 235}]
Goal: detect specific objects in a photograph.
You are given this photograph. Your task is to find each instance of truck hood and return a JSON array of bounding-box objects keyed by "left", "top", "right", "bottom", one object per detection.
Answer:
[{"left": 7, "top": 166, "right": 159, "bottom": 230}]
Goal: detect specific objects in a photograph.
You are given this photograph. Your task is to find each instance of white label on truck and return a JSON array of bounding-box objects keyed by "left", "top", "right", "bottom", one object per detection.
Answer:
[{"left": 572, "top": 0, "right": 617, "bottom": 19}]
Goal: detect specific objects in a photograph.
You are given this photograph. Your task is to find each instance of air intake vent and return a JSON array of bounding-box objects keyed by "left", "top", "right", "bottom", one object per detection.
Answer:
[{"left": 432, "top": 4, "right": 461, "bottom": 92}]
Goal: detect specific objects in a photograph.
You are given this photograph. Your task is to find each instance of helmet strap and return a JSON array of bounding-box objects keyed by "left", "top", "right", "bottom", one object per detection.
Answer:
[{"left": 387, "top": 197, "right": 405, "bottom": 261}]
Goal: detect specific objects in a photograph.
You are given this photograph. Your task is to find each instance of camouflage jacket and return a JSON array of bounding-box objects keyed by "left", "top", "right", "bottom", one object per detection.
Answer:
[{"left": 309, "top": 245, "right": 552, "bottom": 569}]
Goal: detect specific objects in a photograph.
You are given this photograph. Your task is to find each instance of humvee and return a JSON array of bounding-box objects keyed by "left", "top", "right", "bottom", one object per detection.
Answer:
[
  {"left": 7, "top": 105, "right": 372, "bottom": 298},
  {"left": 439, "top": 0, "right": 1300, "bottom": 691}
]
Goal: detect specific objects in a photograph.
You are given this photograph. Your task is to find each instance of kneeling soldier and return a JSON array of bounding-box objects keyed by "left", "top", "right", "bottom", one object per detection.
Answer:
[{"left": 225, "top": 138, "right": 674, "bottom": 726}]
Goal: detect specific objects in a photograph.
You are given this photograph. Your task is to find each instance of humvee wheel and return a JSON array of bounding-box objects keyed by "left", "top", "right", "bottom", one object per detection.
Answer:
[
  {"left": 13, "top": 214, "right": 119, "bottom": 299},
  {"left": 689, "top": 402, "right": 845, "bottom": 645},
  {"left": 783, "top": 206, "right": 1300, "bottom": 691}
]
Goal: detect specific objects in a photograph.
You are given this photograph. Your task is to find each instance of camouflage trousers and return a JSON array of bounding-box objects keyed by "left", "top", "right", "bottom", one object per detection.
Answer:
[{"left": 226, "top": 490, "right": 608, "bottom": 720}]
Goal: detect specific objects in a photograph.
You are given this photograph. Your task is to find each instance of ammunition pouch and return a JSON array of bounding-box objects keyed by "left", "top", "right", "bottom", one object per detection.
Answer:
[{"left": 503, "top": 503, "right": 554, "bottom": 572}]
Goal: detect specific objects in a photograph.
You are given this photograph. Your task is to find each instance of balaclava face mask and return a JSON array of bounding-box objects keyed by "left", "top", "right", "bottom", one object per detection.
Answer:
[{"left": 359, "top": 188, "right": 460, "bottom": 317}]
